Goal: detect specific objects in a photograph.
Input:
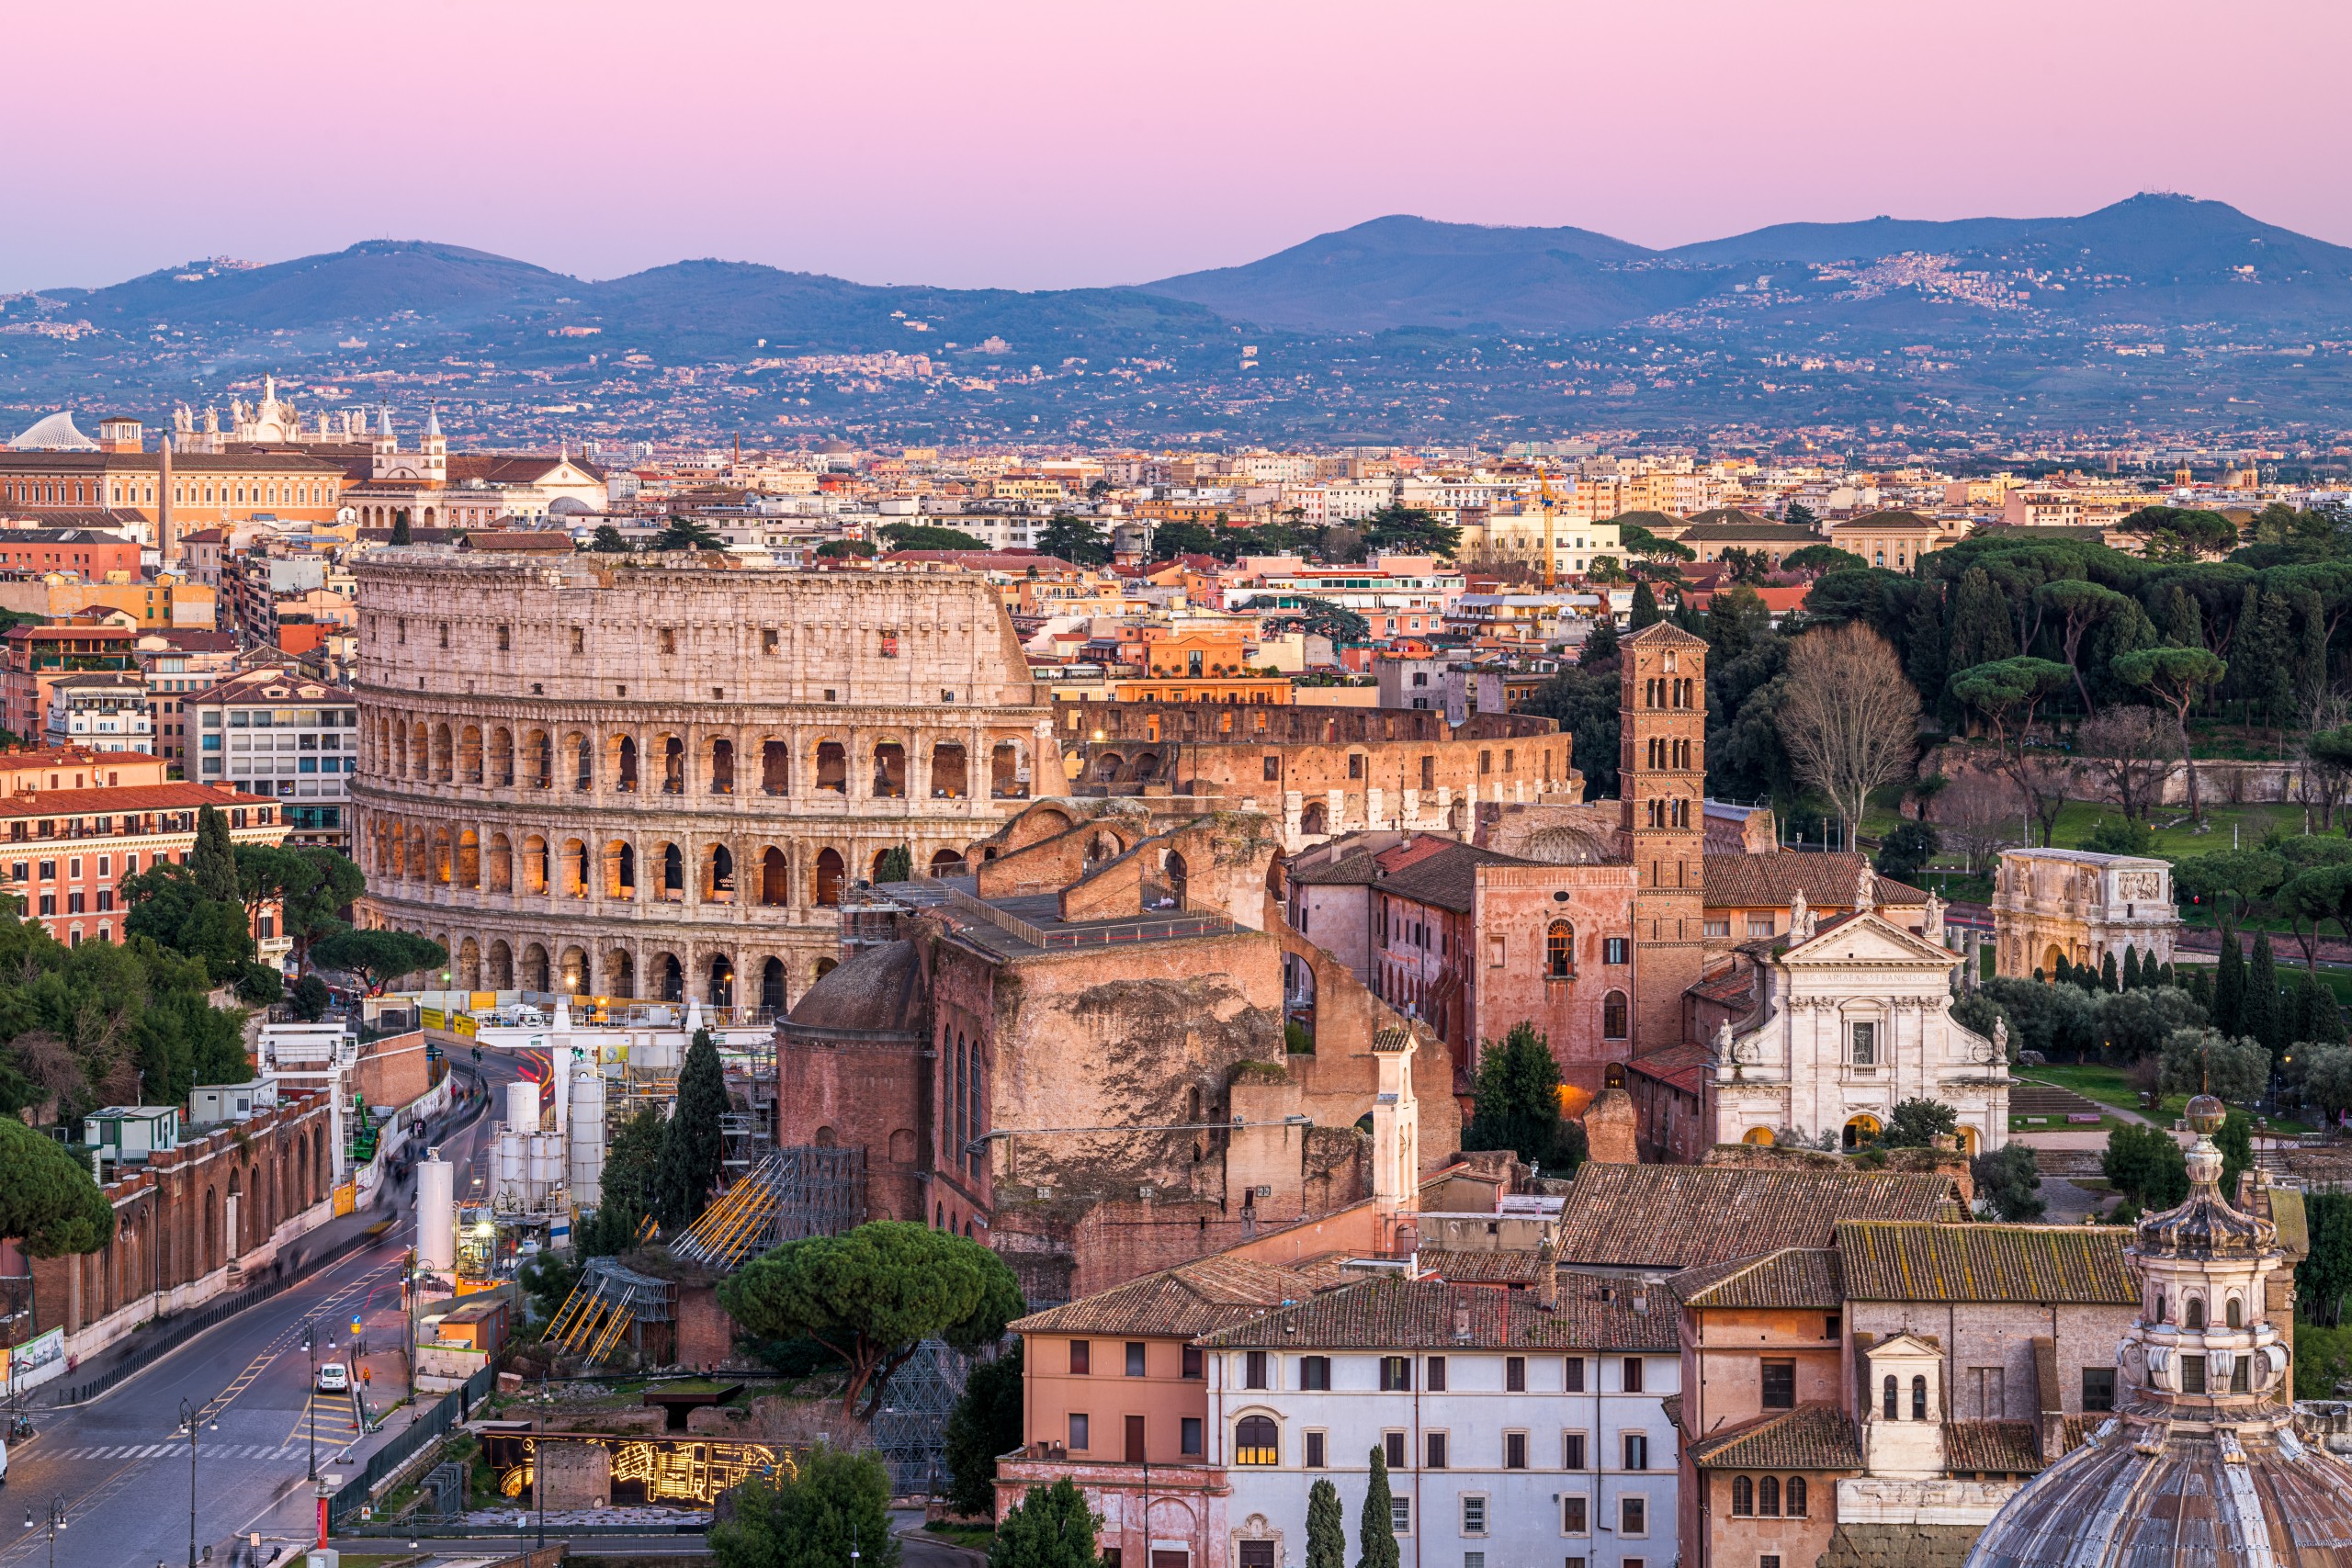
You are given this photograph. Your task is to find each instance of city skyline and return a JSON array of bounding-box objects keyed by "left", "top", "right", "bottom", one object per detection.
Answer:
[{"left": 4, "top": 0, "right": 2348, "bottom": 295}]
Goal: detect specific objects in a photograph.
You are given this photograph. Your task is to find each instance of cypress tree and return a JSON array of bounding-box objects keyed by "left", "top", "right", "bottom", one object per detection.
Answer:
[
  {"left": 2100, "top": 951, "right": 2120, "bottom": 993},
  {"left": 2053, "top": 953, "right": 2074, "bottom": 987},
  {"left": 2301, "top": 972, "right": 2350, "bottom": 1045},
  {"left": 1358, "top": 1447, "right": 1400, "bottom": 1568},
  {"left": 2160, "top": 584, "right": 2204, "bottom": 649},
  {"left": 1629, "top": 581, "right": 1662, "bottom": 629},
  {"left": 390, "top": 510, "right": 413, "bottom": 546},
  {"left": 656, "top": 1027, "right": 731, "bottom": 1231},
  {"left": 2161, "top": 962, "right": 2177, "bottom": 988},
  {"left": 1949, "top": 569, "right": 2018, "bottom": 670},
  {"left": 1307, "top": 1479, "right": 1347, "bottom": 1568},
  {"left": 2122, "top": 946, "right": 2143, "bottom": 990},
  {"left": 2245, "top": 931, "right": 2281, "bottom": 1054},
  {"left": 2214, "top": 929, "right": 2245, "bottom": 1038},
  {"left": 1903, "top": 585, "right": 1947, "bottom": 697},
  {"left": 190, "top": 803, "right": 241, "bottom": 903}
]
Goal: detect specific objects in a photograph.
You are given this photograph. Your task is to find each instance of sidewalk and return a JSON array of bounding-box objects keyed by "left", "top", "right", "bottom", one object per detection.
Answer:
[{"left": 40, "top": 1067, "right": 492, "bottom": 1412}]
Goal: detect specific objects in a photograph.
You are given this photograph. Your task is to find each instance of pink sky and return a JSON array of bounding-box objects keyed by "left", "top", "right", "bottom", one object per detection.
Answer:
[{"left": 6, "top": 0, "right": 2348, "bottom": 294}]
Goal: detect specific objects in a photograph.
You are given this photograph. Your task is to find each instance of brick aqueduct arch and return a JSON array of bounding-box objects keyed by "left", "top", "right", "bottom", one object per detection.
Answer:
[{"left": 347, "top": 555, "right": 1064, "bottom": 1011}]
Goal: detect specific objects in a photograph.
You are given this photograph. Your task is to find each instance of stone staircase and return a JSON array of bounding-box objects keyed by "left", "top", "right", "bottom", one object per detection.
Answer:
[{"left": 2009, "top": 1081, "right": 2109, "bottom": 1123}]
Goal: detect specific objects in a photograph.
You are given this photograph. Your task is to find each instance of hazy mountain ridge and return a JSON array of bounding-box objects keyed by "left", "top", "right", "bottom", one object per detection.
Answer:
[{"left": 6, "top": 194, "right": 2351, "bottom": 445}]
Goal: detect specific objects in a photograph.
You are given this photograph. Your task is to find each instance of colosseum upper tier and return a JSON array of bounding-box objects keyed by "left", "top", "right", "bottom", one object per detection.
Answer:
[{"left": 350, "top": 550, "right": 1060, "bottom": 1014}]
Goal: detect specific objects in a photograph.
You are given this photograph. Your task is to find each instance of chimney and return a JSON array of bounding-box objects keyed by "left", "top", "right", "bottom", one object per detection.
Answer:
[{"left": 1452, "top": 1299, "right": 1473, "bottom": 1342}]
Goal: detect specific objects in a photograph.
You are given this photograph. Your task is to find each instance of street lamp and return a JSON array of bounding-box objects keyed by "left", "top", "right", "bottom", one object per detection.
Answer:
[
  {"left": 23, "top": 1497, "right": 65, "bottom": 1568},
  {"left": 176, "top": 1397, "right": 217, "bottom": 1568}
]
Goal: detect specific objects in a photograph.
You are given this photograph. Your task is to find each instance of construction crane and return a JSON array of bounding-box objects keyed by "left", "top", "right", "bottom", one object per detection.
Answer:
[{"left": 1537, "top": 463, "right": 1560, "bottom": 590}]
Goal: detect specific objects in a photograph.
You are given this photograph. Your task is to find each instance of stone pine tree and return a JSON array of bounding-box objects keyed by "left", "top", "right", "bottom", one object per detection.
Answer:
[
  {"left": 657, "top": 1027, "right": 730, "bottom": 1231},
  {"left": 1358, "top": 1446, "right": 1400, "bottom": 1568},
  {"left": 1306, "top": 1479, "right": 1346, "bottom": 1568},
  {"left": 2214, "top": 929, "right": 2245, "bottom": 1038},
  {"left": 2245, "top": 931, "right": 2281, "bottom": 1055},
  {"left": 190, "top": 804, "right": 241, "bottom": 902}
]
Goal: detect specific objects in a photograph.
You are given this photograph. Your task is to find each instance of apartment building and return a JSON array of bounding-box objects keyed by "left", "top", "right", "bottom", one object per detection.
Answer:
[
  {"left": 1204, "top": 1276, "right": 1680, "bottom": 1568},
  {"left": 187, "top": 669, "right": 358, "bottom": 849},
  {"left": 0, "top": 777, "right": 285, "bottom": 946}
]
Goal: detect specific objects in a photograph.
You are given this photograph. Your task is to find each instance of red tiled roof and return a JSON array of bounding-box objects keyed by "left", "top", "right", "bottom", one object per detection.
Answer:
[
  {"left": 1834, "top": 1222, "right": 2136, "bottom": 1304},
  {"left": 1668, "top": 1247, "right": 1843, "bottom": 1309},
  {"left": 1555, "top": 1164, "right": 1957, "bottom": 1270},
  {"left": 1198, "top": 1273, "right": 1677, "bottom": 1352},
  {"left": 1011, "top": 1254, "right": 1314, "bottom": 1338},
  {"left": 1414, "top": 1248, "right": 1547, "bottom": 1286},
  {"left": 1625, "top": 1042, "right": 1712, "bottom": 1096},
  {"left": 0, "top": 782, "right": 273, "bottom": 818},
  {"left": 1687, "top": 1404, "right": 1863, "bottom": 1471},
  {"left": 1940, "top": 1420, "right": 2044, "bottom": 1473},
  {"left": 1704, "top": 852, "right": 1928, "bottom": 909}
]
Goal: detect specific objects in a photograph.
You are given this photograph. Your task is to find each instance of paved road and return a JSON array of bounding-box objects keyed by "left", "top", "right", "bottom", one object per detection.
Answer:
[{"left": 0, "top": 1056, "right": 523, "bottom": 1568}]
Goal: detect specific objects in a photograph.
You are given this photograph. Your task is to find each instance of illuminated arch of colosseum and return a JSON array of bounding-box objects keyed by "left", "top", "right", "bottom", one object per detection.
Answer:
[{"left": 349, "top": 551, "right": 1061, "bottom": 1012}]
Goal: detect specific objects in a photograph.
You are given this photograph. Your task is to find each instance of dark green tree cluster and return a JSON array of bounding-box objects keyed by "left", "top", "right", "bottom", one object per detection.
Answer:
[
  {"left": 1463, "top": 1021, "right": 1588, "bottom": 1175},
  {"left": 309, "top": 927, "right": 447, "bottom": 996},
  {"left": 0, "top": 1116, "right": 117, "bottom": 1256},
  {"left": 1971, "top": 1144, "right": 2046, "bottom": 1221},
  {"left": 879, "top": 522, "right": 989, "bottom": 552},
  {"left": 712, "top": 1445, "right": 899, "bottom": 1568},
  {"left": 718, "top": 1220, "right": 1024, "bottom": 1415},
  {"left": 942, "top": 1343, "right": 1025, "bottom": 1517},
  {"left": 2103, "top": 1122, "right": 2189, "bottom": 1211},
  {"left": 988, "top": 1479, "right": 1102, "bottom": 1568},
  {"left": 0, "top": 915, "right": 251, "bottom": 1123},
  {"left": 1877, "top": 1098, "right": 1959, "bottom": 1148},
  {"left": 1037, "top": 514, "right": 1112, "bottom": 566},
  {"left": 2301, "top": 1191, "right": 2352, "bottom": 1327}
]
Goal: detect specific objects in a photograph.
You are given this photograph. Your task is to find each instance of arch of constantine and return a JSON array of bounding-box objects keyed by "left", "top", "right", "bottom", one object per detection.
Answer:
[
  {"left": 349, "top": 550, "right": 1060, "bottom": 1013},
  {"left": 1990, "top": 847, "right": 2180, "bottom": 980}
]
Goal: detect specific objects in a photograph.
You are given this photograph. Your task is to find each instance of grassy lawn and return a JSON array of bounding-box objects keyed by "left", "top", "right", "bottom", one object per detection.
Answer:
[
  {"left": 926, "top": 1521, "right": 997, "bottom": 1550},
  {"left": 2017, "top": 1064, "right": 2322, "bottom": 1136}
]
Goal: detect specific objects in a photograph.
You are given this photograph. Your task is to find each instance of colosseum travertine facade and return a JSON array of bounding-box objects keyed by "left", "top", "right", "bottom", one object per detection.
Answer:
[{"left": 350, "top": 549, "right": 1061, "bottom": 1012}]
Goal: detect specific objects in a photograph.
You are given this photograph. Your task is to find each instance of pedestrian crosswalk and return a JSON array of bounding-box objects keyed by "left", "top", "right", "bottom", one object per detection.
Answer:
[{"left": 40, "top": 1440, "right": 311, "bottom": 1461}]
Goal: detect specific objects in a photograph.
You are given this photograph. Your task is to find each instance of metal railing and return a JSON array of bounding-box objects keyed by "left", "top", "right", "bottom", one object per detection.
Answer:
[
  {"left": 942, "top": 884, "right": 1232, "bottom": 949},
  {"left": 328, "top": 1361, "right": 499, "bottom": 1525}
]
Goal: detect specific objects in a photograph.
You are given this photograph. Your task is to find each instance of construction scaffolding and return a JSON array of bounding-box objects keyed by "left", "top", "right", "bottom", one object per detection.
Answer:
[
  {"left": 545, "top": 1257, "right": 677, "bottom": 1362},
  {"left": 670, "top": 1145, "right": 866, "bottom": 1271},
  {"left": 869, "top": 1338, "right": 976, "bottom": 1495}
]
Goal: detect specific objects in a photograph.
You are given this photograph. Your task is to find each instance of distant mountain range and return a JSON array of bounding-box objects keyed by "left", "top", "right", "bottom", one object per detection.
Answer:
[{"left": 6, "top": 194, "right": 2350, "bottom": 446}]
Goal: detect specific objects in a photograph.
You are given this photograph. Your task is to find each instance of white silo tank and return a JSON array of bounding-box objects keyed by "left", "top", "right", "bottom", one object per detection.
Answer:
[
  {"left": 527, "top": 1130, "right": 563, "bottom": 1207},
  {"left": 504, "top": 1079, "right": 539, "bottom": 1134},
  {"left": 551, "top": 1053, "right": 571, "bottom": 1136},
  {"left": 492, "top": 1129, "right": 526, "bottom": 1205},
  {"left": 416, "top": 1152, "right": 456, "bottom": 1274},
  {"left": 568, "top": 1060, "right": 605, "bottom": 1212}
]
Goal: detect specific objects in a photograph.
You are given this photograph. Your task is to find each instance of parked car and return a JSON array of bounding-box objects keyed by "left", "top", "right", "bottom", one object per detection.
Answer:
[{"left": 316, "top": 1362, "right": 350, "bottom": 1394}]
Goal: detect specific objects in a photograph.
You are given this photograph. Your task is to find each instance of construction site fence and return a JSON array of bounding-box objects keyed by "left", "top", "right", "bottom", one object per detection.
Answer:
[{"left": 329, "top": 1360, "right": 500, "bottom": 1526}]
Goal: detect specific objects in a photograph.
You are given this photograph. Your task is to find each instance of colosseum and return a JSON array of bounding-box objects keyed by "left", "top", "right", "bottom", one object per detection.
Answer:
[{"left": 349, "top": 549, "right": 1060, "bottom": 1012}]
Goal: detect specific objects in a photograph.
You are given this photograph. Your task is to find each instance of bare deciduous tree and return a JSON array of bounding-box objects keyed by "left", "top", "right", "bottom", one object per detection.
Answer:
[
  {"left": 2075, "top": 706, "right": 2181, "bottom": 823},
  {"left": 1778, "top": 623, "right": 1923, "bottom": 830},
  {"left": 1931, "top": 769, "right": 2026, "bottom": 874}
]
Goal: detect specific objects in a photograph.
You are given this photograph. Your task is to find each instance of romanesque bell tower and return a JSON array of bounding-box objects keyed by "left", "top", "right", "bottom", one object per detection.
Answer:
[{"left": 1620, "top": 621, "right": 1709, "bottom": 1052}]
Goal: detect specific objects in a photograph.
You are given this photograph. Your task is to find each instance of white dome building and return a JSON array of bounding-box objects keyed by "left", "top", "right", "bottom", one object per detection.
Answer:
[
  {"left": 1964, "top": 1097, "right": 2352, "bottom": 1565},
  {"left": 9, "top": 411, "right": 97, "bottom": 450}
]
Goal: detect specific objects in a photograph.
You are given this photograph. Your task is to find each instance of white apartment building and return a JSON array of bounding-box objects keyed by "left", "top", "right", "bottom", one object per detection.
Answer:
[
  {"left": 1203, "top": 1275, "right": 1680, "bottom": 1568},
  {"left": 45, "top": 672, "right": 156, "bottom": 753},
  {"left": 189, "top": 670, "right": 358, "bottom": 850}
]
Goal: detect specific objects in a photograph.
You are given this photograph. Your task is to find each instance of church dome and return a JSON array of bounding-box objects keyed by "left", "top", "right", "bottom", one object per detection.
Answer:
[
  {"left": 9, "top": 411, "right": 96, "bottom": 450},
  {"left": 1964, "top": 1100, "right": 2352, "bottom": 1567},
  {"left": 548, "top": 496, "right": 594, "bottom": 517},
  {"left": 786, "top": 939, "right": 926, "bottom": 1036}
]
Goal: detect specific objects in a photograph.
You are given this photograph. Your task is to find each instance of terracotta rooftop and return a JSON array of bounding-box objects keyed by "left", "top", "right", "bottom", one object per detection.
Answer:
[
  {"left": 1368, "top": 840, "right": 1532, "bottom": 913},
  {"left": 0, "top": 782, "right": 273, "bottom": 817},
  {"left": 1012, "top": 1254, "right": 1315, "bottom": 1338},
  {"left": 1668, "top": 1247, "right": 1844, "bottom": 1310},
  {"left": 1624, "top": 1042, "right": 1713, "bottom": 1096},
  {"left": 1704, "top": 852, "right": 1928, "bottom": 909},
  {"left": 1834, "top": 1222, "right": 2136, "bottom": 1304},
  {"left": 1413, "top": 1248, "right": 1547, "bottom": 1287},
  {"left": 1940, "top": 1419, "right": 2046, "bottom": 1474},
  {"left": 1198, "top": 1273, "right": 1677, "bottom": 1353},
  {"left": 1687, "top": 1403, "right": 1863, "bottom": 1471},
  {"left": 1555, "top": 1164, "right": 1957, "bottom": 1271}
]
